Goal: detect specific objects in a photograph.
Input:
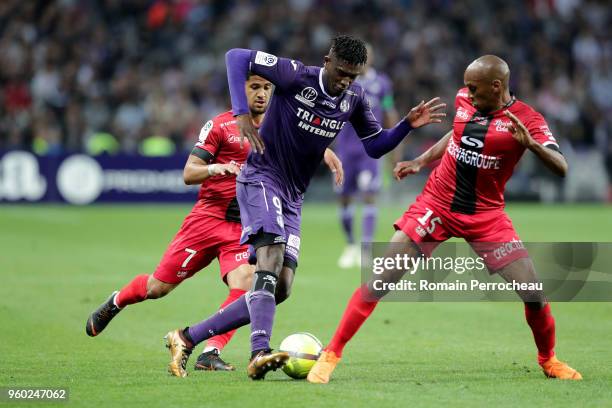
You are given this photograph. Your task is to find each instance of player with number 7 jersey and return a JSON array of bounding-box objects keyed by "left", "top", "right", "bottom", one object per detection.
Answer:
[{"left": 84, "top": 74, "right": 274, "bottom": 372}]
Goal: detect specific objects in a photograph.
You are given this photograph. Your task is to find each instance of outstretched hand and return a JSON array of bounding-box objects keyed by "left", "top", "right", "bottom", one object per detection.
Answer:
[
  {"left": 406, "top": 97, "right": 446, "bottom": 128},
  {"left": 393, "top": 159, "right": 423, "bottom": 180},
  {"left": 236, "top": 114, "right": 265, "bottom": 154}
]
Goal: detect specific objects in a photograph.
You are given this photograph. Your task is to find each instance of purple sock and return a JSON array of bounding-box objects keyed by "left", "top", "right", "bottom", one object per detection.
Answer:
[
  {"left": 340, "top": 205, "right": 355, "bottom": 244},
  {"left": 187, "top": 294, "right": 250, "bottom": 345},
  {"left": 248, "top": 290, "right": 276, "bottom": 353},
  {"left": 362, "top": 204, "right": 377, "bottom": 244}
]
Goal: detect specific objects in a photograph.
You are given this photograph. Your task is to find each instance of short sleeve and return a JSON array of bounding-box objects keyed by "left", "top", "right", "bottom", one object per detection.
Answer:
[
  {"left": 525, "top": 112, "right": 560, "bottom": 150},
  {"left": 249, "top": 51, "right": 303, "bottom": 92},
  {"left": 350, "top": 91, "right": 383, "bottom": 140},
  {"left": 192, "top": 119, "right": 222, "bottom": 162}
]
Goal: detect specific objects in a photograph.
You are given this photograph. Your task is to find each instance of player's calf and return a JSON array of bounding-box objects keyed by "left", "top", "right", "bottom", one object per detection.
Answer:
[
  {"left": 145, "top": 277, "right": 177, "bottom": 299},
  {"left": 274, "top": 265, "right": 295, "bottom": 305}
]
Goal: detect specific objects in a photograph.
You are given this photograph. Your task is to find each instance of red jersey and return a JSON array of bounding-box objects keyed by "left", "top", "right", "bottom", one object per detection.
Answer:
[
  {"left": 424, "top": 88, "right": 559, "bottom": 214},
  {"left": 190, "top": 110, "right": 250, "bottom": 222}
]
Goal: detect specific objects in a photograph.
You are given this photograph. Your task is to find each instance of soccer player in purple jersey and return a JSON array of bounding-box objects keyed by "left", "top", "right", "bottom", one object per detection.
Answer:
[
  {"left": 334, "top": 44, "right": 400, "bottom": 269},
  {"left": 164, "top": 35, "right": 445, "bottom": 379}
]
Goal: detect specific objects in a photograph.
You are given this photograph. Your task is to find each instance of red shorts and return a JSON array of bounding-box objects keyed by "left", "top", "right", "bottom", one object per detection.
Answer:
[
  {"left": 393, "top": 193, "right": 528, "bottom": 271},
  {"left": 153, "top": 213, "right": 250, "bottom": 284}
]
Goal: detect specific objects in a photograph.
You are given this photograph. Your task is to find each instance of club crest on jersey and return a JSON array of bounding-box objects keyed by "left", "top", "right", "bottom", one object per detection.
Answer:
[
  {"left": 254, "top": 51, "right": 277, "bottom": 67},
  {"left": 340, "top": 99, "right": 350, "bottom": 112},
  {"left": 295, "top": 87, "right": 318, "bottom": 107}
]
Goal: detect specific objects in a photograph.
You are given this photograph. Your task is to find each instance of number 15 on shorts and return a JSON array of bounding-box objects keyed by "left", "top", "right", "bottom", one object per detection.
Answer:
[{"left": 417, "top": 208, "right": 442, "bottom": 234}]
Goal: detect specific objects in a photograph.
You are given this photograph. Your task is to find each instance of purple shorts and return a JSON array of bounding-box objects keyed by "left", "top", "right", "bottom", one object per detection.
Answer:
[
  {"left": 237, "top": 180, "right": 303, "bottom": 265},
  {"left": 335, "top": 153, "right": 381, "bottom": 196}
]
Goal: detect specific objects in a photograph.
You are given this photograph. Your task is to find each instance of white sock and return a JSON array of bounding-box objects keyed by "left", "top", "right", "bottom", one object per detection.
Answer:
[
  {"left": 112, "top": 291, "right": 122, "bottom": 309},
  {"left": 203, "top": 346, "right": 219, "bottom": 354}
]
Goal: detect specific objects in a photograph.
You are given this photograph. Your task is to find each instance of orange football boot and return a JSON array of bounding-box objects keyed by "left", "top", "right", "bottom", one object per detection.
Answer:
[
  {"left": 307, "top": 350, "right": 341, "bottom": 384},
  {"left": 541, "top": 356, "right": 583, "bottom": 380}
]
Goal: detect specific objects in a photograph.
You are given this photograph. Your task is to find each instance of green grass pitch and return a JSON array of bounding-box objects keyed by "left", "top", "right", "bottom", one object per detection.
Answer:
[{"left": 1, "top": 203, "right": 611, "bottom": 407}]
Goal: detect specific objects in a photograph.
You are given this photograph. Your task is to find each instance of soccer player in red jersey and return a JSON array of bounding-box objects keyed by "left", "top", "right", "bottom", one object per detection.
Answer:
[
  {"left": 308, "top": 55, "right": 582, "bottom": 383},
  {"left": 85, "top": 73, "right": 344, "bottom": 372}
]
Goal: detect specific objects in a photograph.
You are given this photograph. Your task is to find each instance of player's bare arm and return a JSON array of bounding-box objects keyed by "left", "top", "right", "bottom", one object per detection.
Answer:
[
  {"left": 183, "top": 155, "right": 241, "bottom": 185},
  {"left": 504, "top": 110, "right": 568, "bottom": 177},
  {"left": 394, "top": 130, "right": 453, "bottom": 180},
  {"left": 324, "top": 148, "right": 344, "bottom": 187}
]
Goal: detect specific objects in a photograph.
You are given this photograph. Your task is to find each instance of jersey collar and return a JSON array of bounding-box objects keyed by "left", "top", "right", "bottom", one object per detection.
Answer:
[
  {"left": 319, "top": 68, "right": 337, "bottom": 100},
  {"left": 489, "top": 94, "right": 516, "bottom": 115}
]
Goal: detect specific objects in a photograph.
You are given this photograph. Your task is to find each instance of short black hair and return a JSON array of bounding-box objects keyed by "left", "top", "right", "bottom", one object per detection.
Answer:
[{"left": 330, "top": 35, "right": 367, "bottom": 66}]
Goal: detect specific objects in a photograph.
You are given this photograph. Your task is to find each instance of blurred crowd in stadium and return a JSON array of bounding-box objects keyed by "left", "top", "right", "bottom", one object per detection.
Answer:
[{"left": 0, "top": 0, "right": 610, "bottom": 196}]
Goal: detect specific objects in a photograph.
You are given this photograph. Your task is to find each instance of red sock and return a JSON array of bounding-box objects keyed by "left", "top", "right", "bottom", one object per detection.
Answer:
[
  {"left": 524, "top": 303, "right": 556, "bottom": 365},
  {"left": 115, "top": 274, "right": 149, "bottom": 308},
  {"left": 205, "top": 288, "right": 247, "bottom": 351},
  {"left": 326, "top": 285, "right": 379, "bottom": 357}
]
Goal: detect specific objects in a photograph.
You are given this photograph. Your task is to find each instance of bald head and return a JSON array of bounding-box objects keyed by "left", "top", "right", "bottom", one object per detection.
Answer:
[
  {"left": 463, "top": 55, "right": 512, "bottom": 113},
  {"left": 465, "top": 55, "right": 510, "bottom": 88}
]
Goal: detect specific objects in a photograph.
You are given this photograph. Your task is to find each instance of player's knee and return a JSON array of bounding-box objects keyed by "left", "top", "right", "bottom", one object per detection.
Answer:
[
  {"left": 227, "top": 265, "right": 254, "bottom": 291},
  {"left": 255, "top": 245, "right": 284, "bottom": 273},
  {"left": 239, "top": 271, "right": 254, "bottom": 291}
]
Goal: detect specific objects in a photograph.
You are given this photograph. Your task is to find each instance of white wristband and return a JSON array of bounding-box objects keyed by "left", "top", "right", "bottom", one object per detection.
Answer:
[{"left": 207, "top": 164, "right": 219, "bottom": 176}]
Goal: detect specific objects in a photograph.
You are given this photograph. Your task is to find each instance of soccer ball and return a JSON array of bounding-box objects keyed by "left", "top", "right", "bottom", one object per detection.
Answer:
[{"left": 279, "top": 332, "right": 323, "bottom": 379}]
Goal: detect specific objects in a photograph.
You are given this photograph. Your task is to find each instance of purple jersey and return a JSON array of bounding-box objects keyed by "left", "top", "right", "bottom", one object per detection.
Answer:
[
  {"left": 335, "top": 69, "right": 394, "bottom": 158},
  {"left": 236, "top": 51, "right": 382, "bottom": 200}
]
